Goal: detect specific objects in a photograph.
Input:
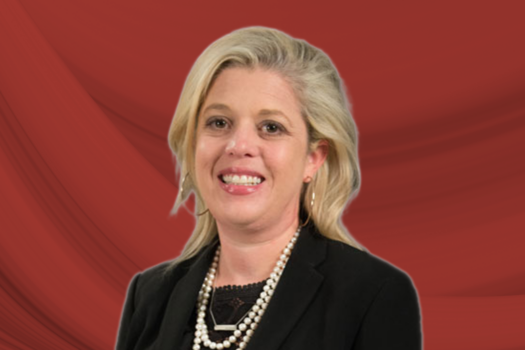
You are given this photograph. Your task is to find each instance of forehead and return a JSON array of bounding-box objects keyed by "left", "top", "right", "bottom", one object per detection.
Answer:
[{"left": 202, "top": 67, "right": 302, "bottom": 117}]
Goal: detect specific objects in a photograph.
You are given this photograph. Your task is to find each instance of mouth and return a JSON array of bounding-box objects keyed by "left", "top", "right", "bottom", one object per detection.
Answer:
[
  {"left": 219, "top": 174, "right": 265, "bottom": 186},
  {"left": 217, "top": 168, "right": 266, "bottom": 187}
]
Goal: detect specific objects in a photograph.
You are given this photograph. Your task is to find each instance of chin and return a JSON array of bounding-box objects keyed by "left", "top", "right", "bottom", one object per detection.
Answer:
[{"left": 216, "top": 208, "right": 266, "bottom": 227}]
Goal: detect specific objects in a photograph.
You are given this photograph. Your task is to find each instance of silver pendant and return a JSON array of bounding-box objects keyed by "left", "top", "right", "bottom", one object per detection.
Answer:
[{"left": 214, "top": 324, "right": 238, "bottom": 331}]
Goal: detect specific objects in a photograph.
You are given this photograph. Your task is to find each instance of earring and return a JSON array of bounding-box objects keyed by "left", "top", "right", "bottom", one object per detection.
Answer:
[
  {"left": 300, "top": 180, "right": 315, "bottom": 227},
  {"left": 179, "top": 172, "right": 189, "bottom": 198},
  {"left": 196, "top": 209, "right": 209, "bottom": 216},
  {"left": 180, "top": 172, "right": 209, "bottom": 217}
]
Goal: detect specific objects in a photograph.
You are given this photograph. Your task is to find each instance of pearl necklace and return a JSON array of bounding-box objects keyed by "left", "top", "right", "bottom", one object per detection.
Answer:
[{"left": 192, "top": 227, "right": 301, "bottom": 350}]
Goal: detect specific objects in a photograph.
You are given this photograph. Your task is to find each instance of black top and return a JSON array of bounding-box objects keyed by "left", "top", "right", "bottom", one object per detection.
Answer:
[
  {"left": 116, "top": 224, "right": 422, "bottom": 350},
  {"left": 180, "top": 281, "right": 266, "bottom": 349}
]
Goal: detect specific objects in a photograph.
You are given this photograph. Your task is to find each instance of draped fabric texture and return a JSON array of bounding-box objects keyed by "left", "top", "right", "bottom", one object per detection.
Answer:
[{"left": 1, "top": 1, "right": 524, "bottom": 349}]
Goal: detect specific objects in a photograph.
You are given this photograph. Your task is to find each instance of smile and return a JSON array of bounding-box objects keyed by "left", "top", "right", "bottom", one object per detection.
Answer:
[
  {"left": 217, "top": 168, "right": 266, "bottom": 195},
  {"left": 220, "top": 174, "right": 263, "bottom": 186}
]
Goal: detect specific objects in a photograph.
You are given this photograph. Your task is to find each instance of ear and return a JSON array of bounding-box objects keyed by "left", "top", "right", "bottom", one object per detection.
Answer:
[{"left": 304, "top": 140, "right": 329, "bottom": 180}]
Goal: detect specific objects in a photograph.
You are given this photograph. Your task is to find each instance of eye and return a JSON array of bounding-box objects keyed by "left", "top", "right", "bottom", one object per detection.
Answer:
[
  {"left": 205, "top": 117, "right": 229, "bottom": 129},
  {"left": 261, "top": 121, "right": 285, "bottom": 135}
]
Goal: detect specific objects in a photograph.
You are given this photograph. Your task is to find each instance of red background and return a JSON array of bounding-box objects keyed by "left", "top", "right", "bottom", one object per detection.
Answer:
[{"left": 1, "top": 1, "right": 524, "bottom": 349}]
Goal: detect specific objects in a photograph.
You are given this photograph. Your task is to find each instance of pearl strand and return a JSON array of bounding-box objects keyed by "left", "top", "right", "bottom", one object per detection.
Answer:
[{"left": 192, "top": 227, "right": 301, "bottom": 350}]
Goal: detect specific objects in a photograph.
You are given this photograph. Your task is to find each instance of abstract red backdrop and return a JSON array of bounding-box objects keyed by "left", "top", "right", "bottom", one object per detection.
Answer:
[{"left": 1, "top": 1, "right": 524, "bottom": 349}]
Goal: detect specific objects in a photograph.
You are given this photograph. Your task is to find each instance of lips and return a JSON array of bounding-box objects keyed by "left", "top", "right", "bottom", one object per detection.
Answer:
[
  {"left": 217, "top": 167, "right": 266, "bottom": 194},
  {"left": 221, "top": 174, "right": 263, "bottom": 186},
  {"left": 218, "top": 167, "right": 266, "bottom": 186}
]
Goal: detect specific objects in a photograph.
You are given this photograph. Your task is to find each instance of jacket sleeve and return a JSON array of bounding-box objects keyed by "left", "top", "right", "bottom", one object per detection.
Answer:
[
  {"left": 115, "top": 273, "right": 140, "bottom": 350},
  {"left": 353, "top": 273, "right": 422, "bottom": 350}
]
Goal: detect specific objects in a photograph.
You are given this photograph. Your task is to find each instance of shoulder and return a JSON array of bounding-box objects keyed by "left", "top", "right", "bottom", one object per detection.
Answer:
[
  {"left": 135, "top": 261, "right": 175, "bottom": 290},
  {"left": 131, "top": 255, "right": 199, "bottom": 306},
  {"left": 318, "top": 239, "right": 423, "bottom": 348},
  {"left": 316, "top": 233, "right": 416, "bottom": 294},
  {"left": 313, "top": 233, "right": 421, "bottom": 333}
]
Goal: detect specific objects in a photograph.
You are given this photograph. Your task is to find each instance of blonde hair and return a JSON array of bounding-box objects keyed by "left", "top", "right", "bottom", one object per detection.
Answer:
[{"left": 167, "top": 27, "right": 363, "bottom": 266}]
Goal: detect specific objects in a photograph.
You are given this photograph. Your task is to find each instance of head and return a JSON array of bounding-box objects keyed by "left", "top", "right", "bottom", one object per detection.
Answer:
[{"left": 168, "top": 27, "right": 362, "bottom": 263}]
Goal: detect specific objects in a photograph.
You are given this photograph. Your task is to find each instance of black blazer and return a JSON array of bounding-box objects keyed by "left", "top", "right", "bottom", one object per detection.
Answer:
[{"left": 116, "top": 225, "right": 422, "bottom": 349}]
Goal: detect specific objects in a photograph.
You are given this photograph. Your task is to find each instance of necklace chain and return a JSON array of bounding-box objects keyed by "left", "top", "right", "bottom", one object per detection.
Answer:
[{"left": 192, "top": 227, "right": 301, "bottom": 350}]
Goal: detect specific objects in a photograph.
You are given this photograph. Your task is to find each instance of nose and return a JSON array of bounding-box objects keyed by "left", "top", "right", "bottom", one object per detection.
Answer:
[{"left": 225, "top": 123, "right": 259, "bottom": 158}]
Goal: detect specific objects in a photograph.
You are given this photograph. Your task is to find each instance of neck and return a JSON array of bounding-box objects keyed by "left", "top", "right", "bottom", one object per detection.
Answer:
[{"left": 214, "top": 217, "right": 300, "bottom": 287}]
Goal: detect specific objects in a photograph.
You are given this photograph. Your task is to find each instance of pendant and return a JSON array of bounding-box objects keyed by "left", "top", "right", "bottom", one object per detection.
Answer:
[{"left": 214, "top": 324, "right": 238, "bottom": 331}]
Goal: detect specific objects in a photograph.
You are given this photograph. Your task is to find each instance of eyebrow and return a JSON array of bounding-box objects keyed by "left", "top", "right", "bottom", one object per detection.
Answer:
[
  {"left": 258, "top": 109, "right": 290, "bottom": 123},
  {"left": 202, "top": 103, "right": 231, "bottom": 114},
  {"left": 202, "top": 104, "right": 291, "bottom": 123}
]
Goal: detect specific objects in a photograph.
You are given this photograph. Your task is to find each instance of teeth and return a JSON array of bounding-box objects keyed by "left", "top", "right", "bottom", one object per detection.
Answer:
[{"left": 221, "top": 174, "right": 262, "bottom": 186}]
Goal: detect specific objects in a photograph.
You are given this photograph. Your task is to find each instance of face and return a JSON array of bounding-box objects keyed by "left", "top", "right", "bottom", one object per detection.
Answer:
[{"left": 194, "top": 67, "right": 326, "bottom": 231}]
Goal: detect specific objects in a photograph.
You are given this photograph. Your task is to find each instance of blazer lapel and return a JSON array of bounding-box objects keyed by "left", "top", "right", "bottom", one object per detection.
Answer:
[
  {"left": 248, "top": 225, "right": 327, "bottom": 350},
  {"left": 155, "top": 241, "right": 218, "bottom": 350}
]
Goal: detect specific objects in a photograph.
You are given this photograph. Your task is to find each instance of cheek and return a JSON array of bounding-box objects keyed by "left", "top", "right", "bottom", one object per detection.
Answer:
[
  {"left": 195, "top": 138, "right": 212, "bottom": 171},
  {"left": 196, "top": 139, "right": 208, "bottom": 156},
  {"left": 195, "top": 137, "right": 224, "bottom": 171},
  {"left": 268, "top": 146, "right": 289, "bottom": 165},
  {"left": 265, "top": 143, "right": 307, "bottom": 180}
]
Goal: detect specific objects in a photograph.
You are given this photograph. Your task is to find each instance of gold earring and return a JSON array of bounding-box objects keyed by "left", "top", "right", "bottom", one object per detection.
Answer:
[
  {"left": 196, "top": 209, "right": 209, "bottom": 216},
  {"left": 301, "top": 181, "right": 315, "bottom": 227},
  {"left": 179, "top": 172, "right": 189, "bottom": 198},
  {"left": 180, "top": 172, "right": 209, "bottom": 216}
]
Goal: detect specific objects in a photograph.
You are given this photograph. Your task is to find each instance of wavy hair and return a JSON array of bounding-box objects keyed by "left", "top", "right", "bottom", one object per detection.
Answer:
[{"left": 167, "top": 27, "right": 363, "bottom": 267}]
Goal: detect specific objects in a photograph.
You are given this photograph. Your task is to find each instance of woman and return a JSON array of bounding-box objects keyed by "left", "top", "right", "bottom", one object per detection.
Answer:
[{"left": 116, "top": 27, "right": 422, "bottom": 350}]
